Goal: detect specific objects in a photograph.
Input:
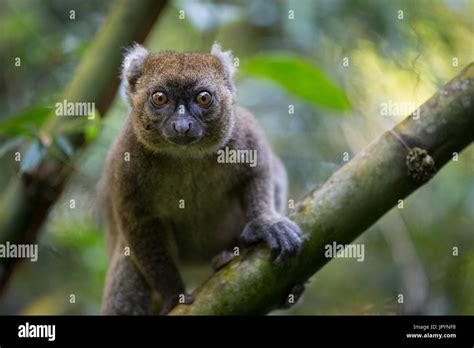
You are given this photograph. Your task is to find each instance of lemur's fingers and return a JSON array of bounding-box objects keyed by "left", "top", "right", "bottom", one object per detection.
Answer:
[{"left": 240, "top": 216, "right": 303, "bottom": 262}]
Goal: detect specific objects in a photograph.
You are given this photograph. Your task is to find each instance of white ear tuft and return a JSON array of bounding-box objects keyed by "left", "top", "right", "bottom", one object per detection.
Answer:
[
  {"left": 211, "top": 42, "right": 236, "bottom": 79},
  {"left": 121, "top": 43, "right": 149, "bottom": 94}
]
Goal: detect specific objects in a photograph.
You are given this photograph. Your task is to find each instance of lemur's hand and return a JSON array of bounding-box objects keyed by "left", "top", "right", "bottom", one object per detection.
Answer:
[{"left": 240, "top": 215, "right": 303, "bottom": 263}]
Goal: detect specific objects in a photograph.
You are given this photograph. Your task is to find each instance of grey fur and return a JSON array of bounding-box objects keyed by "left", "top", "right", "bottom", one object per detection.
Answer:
[{"left": 121, "top": 43, "right": 149, "bottom": 97}]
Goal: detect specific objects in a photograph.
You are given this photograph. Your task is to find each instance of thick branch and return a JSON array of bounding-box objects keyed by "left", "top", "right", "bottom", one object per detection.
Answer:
[
  {"left": 170, "top": 63, "right": 474, "bottom": 315},
  {"left": 0, "top": 0, "right": 168, "bottom": 293}
]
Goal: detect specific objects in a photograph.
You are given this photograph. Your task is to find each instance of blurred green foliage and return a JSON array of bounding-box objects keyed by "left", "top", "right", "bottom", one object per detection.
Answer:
[
  {"left": 244, "top": 53, "right": 351, "bottom": 110},
  {"left": 0, "top": 0, "right": 473, "bottom": 315},
  {"left": 0, "top": 106, "right": 51, "bottom": 136}
]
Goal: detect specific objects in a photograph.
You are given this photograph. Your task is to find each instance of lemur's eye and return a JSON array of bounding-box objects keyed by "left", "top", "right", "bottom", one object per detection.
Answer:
[
  {"left": 196, "top": 91, "right": 212, "bottom": 106},
  {"left": 151, "top": 91, "right": 168, "bottom": 106}
]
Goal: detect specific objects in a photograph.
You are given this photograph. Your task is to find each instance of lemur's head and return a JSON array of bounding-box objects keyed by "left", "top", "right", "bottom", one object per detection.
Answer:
[{"left": 121, "top": 42, "right": 236, "bottom": 156}]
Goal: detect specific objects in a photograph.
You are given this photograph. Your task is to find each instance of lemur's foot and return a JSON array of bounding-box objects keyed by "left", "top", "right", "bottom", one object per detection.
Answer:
[
  {"left": 212, "top": 249, "right": 235, "bottom": 271},
  {"left": 159, "top": 293, "right": 195, "bottom": 315}
]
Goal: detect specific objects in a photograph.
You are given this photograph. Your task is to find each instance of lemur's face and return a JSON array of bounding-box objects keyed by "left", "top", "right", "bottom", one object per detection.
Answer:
[{"left": 129, "top": 52, "right": 235, "bottom": 156}]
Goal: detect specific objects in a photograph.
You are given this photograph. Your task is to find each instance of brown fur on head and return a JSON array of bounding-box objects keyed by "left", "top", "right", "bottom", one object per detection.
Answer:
[{"left": 121, "top": 43, "right": 236, "bottom": 157}]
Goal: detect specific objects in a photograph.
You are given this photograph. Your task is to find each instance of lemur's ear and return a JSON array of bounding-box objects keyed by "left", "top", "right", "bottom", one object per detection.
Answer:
[
  {"left": 211, "top": 42, "right": 236, "bottom": 97},
  {"left": 121, "top": 43, "right": 149, "bottom": 94}
]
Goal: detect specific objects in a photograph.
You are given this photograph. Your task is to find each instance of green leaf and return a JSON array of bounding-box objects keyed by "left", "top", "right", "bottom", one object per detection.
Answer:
[
  {"left": 20, "top": 139, "right": 47, "bottom": 173},
  {"left": 0, "top": 136, "right": 24, "bottom": 158},
  {"left": 0, "top": 106, "right": 52, "bottom": 136},
  {"left": 243, "top": 53, "right": 351, "bottom": 110}
]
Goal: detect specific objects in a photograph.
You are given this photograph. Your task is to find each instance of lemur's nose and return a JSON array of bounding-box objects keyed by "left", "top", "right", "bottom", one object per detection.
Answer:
[{"left": 172, "top": 119, "right": 192, "bottom": 136}]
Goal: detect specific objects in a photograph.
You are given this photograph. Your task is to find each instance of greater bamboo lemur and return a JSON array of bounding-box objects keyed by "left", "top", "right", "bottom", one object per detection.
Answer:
[{"left": 100, "top": 43, "right": 303, "bottom": 315}]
